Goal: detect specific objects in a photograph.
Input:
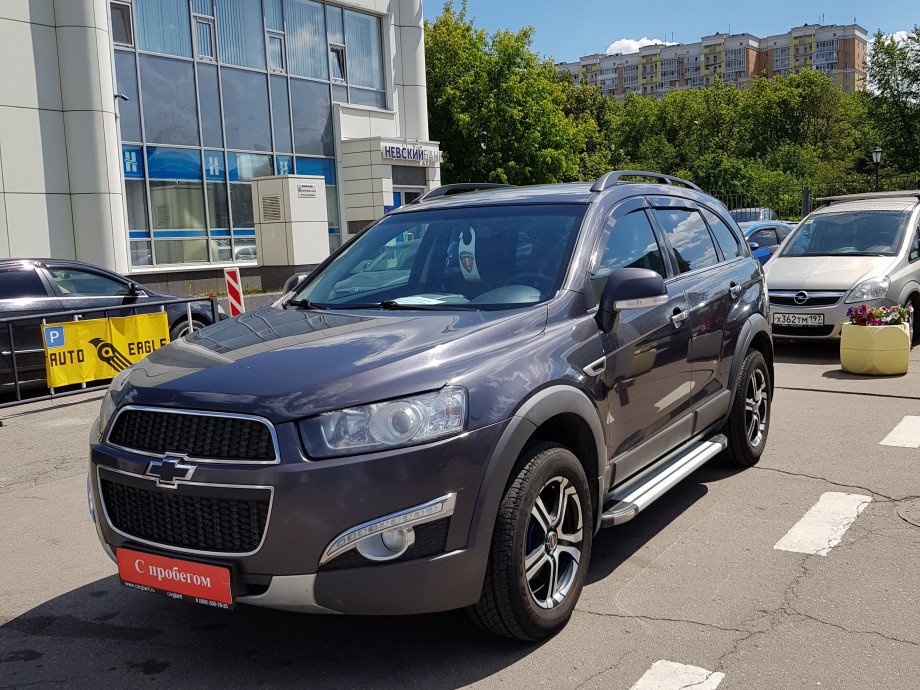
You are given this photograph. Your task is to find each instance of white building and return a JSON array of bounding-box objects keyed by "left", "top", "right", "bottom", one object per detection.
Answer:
[{"left": 0, "top": 0, "right": 440, "bottom": 292}]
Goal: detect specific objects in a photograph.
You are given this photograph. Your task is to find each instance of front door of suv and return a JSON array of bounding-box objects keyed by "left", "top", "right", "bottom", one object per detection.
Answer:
[
  {"left": 590, "top": 198, "right": 693, "bottom": 484},
  {"left": 649, "top": 199, "right": 754, "bottom": 434}
]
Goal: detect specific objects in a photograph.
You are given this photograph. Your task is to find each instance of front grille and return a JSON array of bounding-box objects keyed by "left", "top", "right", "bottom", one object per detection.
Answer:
[
  {"left": 320, "top": 517, "right": 451, "bottom": 571},
  {"left": 769, "top": 292, "right": 844, "bottom": 307},
  {"left": 108, "top": 408, "right": 276, "bottom": 461},
  {"left": 100, "top": 475, "right": 270, "bottom": 553},
  {"left": 772, "top": 325, "right": 836, "bottom": 337}
]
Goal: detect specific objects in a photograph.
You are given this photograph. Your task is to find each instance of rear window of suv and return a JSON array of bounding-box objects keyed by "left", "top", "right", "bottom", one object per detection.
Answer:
[{"left": 781, "top": 211, "right": 909, "bottom": 257}]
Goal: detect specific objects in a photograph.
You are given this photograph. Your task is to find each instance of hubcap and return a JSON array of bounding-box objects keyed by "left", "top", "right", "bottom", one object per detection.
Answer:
[
  {"left": 524, "top": 476, "right": 583, "bottom": 609},
  {"left": 744, "top": 368, "right": 769, "bottom": 448}
]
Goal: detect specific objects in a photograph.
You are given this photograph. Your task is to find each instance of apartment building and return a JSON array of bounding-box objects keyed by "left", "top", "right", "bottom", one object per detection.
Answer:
[{"left": 558, "top": 23, "right": 868, "bottom": 101}]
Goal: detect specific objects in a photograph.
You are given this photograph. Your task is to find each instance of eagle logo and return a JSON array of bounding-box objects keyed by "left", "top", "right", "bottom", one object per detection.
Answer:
[{"left": 88, "top": 337, "right": 134, "bottom": 372}]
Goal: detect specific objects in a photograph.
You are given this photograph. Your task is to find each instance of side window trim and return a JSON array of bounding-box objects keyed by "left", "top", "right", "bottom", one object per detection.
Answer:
[
  {"left": 700, "top": 203, "right": 747, "bottom": 262},
  {"left": 647, "top": 200, "right": 723, "bottom": 279}
]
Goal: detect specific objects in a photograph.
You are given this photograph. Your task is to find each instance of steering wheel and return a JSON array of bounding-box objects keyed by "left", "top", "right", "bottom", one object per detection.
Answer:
[{"left": 503, "top": 272, "right": 553, "bottom": 290}]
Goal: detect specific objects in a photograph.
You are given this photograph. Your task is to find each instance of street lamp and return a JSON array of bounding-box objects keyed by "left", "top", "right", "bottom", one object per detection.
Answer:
[{"left": 872, "top": 146, "right": 883, "bottom": 192}]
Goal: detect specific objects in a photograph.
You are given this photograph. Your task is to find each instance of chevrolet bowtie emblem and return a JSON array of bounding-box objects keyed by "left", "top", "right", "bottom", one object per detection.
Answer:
[{"left": 146, "top": 454, "right": 195, "bottom": 487}]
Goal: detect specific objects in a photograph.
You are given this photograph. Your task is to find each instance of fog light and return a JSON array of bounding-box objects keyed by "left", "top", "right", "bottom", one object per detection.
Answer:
[
  {"left": 357, "top": 526, "right": 415, "bottom": 561},
  {"left": 320, "top": 493, "right": 456, "bottom": 565}
]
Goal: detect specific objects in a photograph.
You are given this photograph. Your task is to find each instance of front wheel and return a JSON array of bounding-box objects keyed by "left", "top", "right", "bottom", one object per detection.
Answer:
[
  {"left": 722, "top": 349, "right": 771, "bottom": 467},
  {"left": 468, "top": 443, "right": 593, "bottom": 641},
  {"left": 169, "top": 317, "right": 208, "bottom": 341}
]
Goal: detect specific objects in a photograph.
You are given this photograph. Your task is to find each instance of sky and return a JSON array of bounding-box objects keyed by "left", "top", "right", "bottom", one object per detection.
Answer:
[{"left": 421, "top": 0, "right": 918, "bottom": 62}]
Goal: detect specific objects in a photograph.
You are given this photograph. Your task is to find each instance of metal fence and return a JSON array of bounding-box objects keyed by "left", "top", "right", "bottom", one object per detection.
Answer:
[
  {"left": 0, "top": 296, "right": 218, "bottom": 409},
  {"left": 708, "top": 174, "right": 920, "bottom": 221}
]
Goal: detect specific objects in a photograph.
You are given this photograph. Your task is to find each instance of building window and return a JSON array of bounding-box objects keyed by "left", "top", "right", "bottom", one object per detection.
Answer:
[
  {"left": 135, "top": 0, "right": 192, "bottom": 57},
  {"left": 222, "top": 68, "right": 271, "bottom": 152},
  {"left": 197, "top": 63, "right": 223, "bottom": 148},
  {"left": 329, "top": 44, "right": 346, "bottom": 83},
  {"left": 215, "top": 0, "right": 266, "bottom": 69},
  {"left": 345, "top": 9, "right": 384, "bottom": 106},
  {"left": 114, "top": 51, "right": 142, "bottom": 142},
  {"left": 268, "top": 33, "right": 285, "bottom": 71},
  {"left": 146, "top": 147, "right": 208, "bottom": 264},
  {"left": 194, "top": 17, "right": 216, "bottom": 60},
  {"left": 290, "top": 78, "right": 333, "bottom": 156},
  {"left": 285, "top": 0, "right": 328, "bottom": 79},
  {"left": 111, "top": 2, "right": 133, "bottom": 47},
  {"left": 270, "top": 75, "right": 293, "bottom": 152},
  {"left": 140, "top": 55, "right": 199, "bottom": 146}
]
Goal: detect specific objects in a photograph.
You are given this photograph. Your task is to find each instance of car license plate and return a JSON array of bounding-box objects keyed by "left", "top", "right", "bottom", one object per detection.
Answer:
[
  {"left": 116, "top": 548, "right": 233, "bottom": 609},
  {"left": 772, "top": 313, "right": 825, "bottom": 326}
]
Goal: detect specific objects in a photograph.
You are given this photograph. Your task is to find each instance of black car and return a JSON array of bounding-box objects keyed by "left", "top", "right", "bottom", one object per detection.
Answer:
[
  {"left": 0, "top": 259, "right": 222, "bottom": 389},
  {"left": 89, "top": 171, "right": 773, "bottom": 641}
]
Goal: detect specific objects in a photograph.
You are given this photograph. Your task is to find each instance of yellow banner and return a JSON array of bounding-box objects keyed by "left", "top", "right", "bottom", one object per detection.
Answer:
[{"left": 42, "top": 313, "right": 170, "bottom": 388}]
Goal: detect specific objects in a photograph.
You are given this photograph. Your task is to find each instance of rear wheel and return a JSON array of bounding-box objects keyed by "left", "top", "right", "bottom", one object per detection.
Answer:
[
  {"left": 468, "top": 443, "right": 593, "bottom": 641},
  {"left": 722, "top": 349, "right": 771, "bottom": 467},
  {"left": 169, "top": 317, "right": 208, "bottom": 341}
]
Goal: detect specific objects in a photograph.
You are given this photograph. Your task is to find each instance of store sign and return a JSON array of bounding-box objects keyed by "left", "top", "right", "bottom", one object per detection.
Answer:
[
  {"left": 297, "top": 184, "right": 317, "bottom": 198},
  {"left": 42, "top": 313, "right": 170, "bottom": 388},
  {"left": 122, "top": 146, "right": 143, "bottom": 179},
  {"left": 381, "top": 143, "right": 442, "bottom": 165}
]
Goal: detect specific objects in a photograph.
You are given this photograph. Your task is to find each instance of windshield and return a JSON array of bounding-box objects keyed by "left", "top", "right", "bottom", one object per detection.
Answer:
[
  {"left": 780, "top": 211, "right": 909, "bottom": 257},
  {"left": 731, "top": 209, "right": 772, "bottom": 222},
  {"left": 293, "top": 204, "right": 587, "bottom": 309}
]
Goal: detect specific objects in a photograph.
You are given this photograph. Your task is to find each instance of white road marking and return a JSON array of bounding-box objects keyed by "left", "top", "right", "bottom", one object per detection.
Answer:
[
  {"left": 774, "top": 492, "right": 871, "bottom": 556},
  {"left": 630, "top": 660, "right": 725, "bottom": 690},
  {"left": 879, "top": 416, "right": 920, "bottom": 448}
]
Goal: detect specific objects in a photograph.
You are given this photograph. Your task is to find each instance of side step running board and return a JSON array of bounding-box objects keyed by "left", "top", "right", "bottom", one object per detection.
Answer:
[{"left": 601, "top": 434, "right": 727, "bottom": 528}]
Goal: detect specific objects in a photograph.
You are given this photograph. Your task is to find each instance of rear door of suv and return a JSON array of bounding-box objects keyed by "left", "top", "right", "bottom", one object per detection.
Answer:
[
  {"left": 590, "top": 197, "right": 693, "bottom": 483},
  {"left": 648, "top": 197, "right": 756, "bottom": 435}
]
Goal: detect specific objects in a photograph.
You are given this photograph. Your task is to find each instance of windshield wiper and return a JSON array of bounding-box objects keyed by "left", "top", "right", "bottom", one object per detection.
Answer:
[
  {"left": 317, "top": 300, "right": 479, "bottom": 311},
  {"left": 286, "top": 299, "right": 329, "bottom": 310}
]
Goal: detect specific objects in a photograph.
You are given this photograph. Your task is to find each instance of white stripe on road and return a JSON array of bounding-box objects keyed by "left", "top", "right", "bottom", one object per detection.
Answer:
[
  {"left": 630, "top": 660, "right": 725, "bottom": 690},
  {"left": 774, "top": 492, "right": 871, "bottom": 556},
  {"left": 880, "top": 416, "right": 920, "bottom": 448}
]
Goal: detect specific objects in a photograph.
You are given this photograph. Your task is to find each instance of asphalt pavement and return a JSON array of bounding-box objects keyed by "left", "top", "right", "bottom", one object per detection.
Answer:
[{"left": 1, "top": 342, "right": 919, "bottom": 688}]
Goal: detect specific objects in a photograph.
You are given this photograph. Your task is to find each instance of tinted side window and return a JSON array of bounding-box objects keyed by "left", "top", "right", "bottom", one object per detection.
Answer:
[
  {"left": 777, "top": 226, "right": 793, "bottom": 241},
  {"left": 701, "top": 208, "right": 743, "bottom": 259},
  {"left": 653, "top": 209, "right": 719, "bottom": 274},
  {"left": 48, "top": 268, "right": 131, "bottom": 296},
  {"left": 750, "top": 228, "right": 778, "bottom": 246},
  {"left": 909, "top": 226, "right": 920, "bottom": 262},
  {"left": 0, "top": 269, "right": 47, "bottom": 299}
]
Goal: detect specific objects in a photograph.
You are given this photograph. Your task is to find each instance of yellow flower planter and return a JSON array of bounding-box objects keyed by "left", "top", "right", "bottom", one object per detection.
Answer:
[{"left": 840, "top": 323, "right": 911, "bottom": 376}]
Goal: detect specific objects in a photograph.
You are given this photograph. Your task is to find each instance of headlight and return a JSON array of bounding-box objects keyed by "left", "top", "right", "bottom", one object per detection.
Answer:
[
  {"left": 95, "top": 366, "right": 132, "bottom": 440},
  {"left": 300, "top": 387, "right": 467, "bottom": 458},
  {"left": 845, "top": 276, "right": 890, "bottom": 304}
]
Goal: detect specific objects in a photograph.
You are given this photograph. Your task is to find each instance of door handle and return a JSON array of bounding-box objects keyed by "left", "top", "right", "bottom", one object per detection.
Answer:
[
  {"left": 729, "top": 281, "right": 742, "bottom": 299},
  {"left": 670, "top": 308, "right": 688, "bottom": 327}
]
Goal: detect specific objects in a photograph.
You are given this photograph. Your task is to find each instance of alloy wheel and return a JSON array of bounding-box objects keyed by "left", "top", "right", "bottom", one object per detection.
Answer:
[
  {"left": 744, "top": 368, "right": 769, "bottom": 448},
  {"left": 524, "top": 475, "right": 584, "bottom": 609}
]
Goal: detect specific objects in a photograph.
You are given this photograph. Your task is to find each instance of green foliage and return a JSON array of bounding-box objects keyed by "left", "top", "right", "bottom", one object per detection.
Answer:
[{"left": 425, "top": 6, "right": 920, "bottom": 191}]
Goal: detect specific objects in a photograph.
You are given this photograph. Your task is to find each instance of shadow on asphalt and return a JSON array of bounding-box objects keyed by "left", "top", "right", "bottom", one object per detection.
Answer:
[{"left": 0, "top": 465, "right": 741, "bottom": 688}]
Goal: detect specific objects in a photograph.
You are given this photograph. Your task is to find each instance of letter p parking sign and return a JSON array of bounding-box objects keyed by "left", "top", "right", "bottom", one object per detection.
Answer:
[{"left": 44, "top": 326, "right": 65, "bottom": 349}]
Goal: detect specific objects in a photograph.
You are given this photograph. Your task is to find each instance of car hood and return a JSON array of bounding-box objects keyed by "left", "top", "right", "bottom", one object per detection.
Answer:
[
  {"left": 116, "top": 305, "right": 548, "bottom": 423},
  {"left": 764, "top": 256, "right": 894, "bottom": 290}
]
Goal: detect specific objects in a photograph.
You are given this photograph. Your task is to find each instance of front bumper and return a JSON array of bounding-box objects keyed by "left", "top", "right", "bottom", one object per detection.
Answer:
[
  {"left": 88, "top": 419, "right": 505, "bottom": 615},
  {"left": 769, "top": 297, "right": 895, "bottom": 340}
]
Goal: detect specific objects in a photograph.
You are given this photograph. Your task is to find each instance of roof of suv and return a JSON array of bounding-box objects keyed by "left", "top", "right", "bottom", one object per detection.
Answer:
[{"left": 388, "top": 178, "right": 714, "bottom": 214}]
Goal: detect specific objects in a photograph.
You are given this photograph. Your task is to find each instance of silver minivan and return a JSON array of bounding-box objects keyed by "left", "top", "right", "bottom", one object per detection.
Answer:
[{"left": 764, "top": 192, "right": 920, "bottom": 341}]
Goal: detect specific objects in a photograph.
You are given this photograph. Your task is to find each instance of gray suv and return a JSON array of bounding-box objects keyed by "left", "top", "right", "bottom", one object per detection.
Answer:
[{"left": 88, "top": 171, "right": 774, "bottom": 641}]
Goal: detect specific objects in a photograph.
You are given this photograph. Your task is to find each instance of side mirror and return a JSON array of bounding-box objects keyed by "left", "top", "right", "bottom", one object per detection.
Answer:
[
  {"left": 128, "top": 281, "right": 140, "bottom": 295},
  {"left": 282, "top": 274, "right": 302, "bottom": 295},
  {"left": 596, "top": 268, "right": 668, "bottom": 332},
  {"left": 747, "top": 242, "right": 760, "bottom": 251}
]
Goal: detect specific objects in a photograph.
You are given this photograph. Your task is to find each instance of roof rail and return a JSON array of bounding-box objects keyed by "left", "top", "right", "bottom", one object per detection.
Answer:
[
  {"left": 411, "top": 182, "right": 515, "bottom": 204},
  {"left": 590, "top": 170, "right": 701, "bottom": 193},
  {"left": 816, "top": 190, "right": 920, "bottom": 204}
]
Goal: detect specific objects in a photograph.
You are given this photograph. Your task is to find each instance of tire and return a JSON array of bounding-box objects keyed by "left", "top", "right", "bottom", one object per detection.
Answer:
[
  {"left": 722, "top": 349, "right": 771, "bottom": 467},
  {"left": 169, "top": 317, "right": 208, "bottom": 341},
  {"left": 905, "top": 295, "right": 919, "bottom": 344},
  {"left": 468, "top": 442, "right": 593, "bottom": 641}
]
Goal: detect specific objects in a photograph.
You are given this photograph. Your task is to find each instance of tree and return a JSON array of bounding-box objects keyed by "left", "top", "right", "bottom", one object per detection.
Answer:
[
  {"left": 425, "top": 1, "right": 585, "bottom": 184},
  {"left": 868, "top": 28, "right": 920, "bottom": 172}
]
